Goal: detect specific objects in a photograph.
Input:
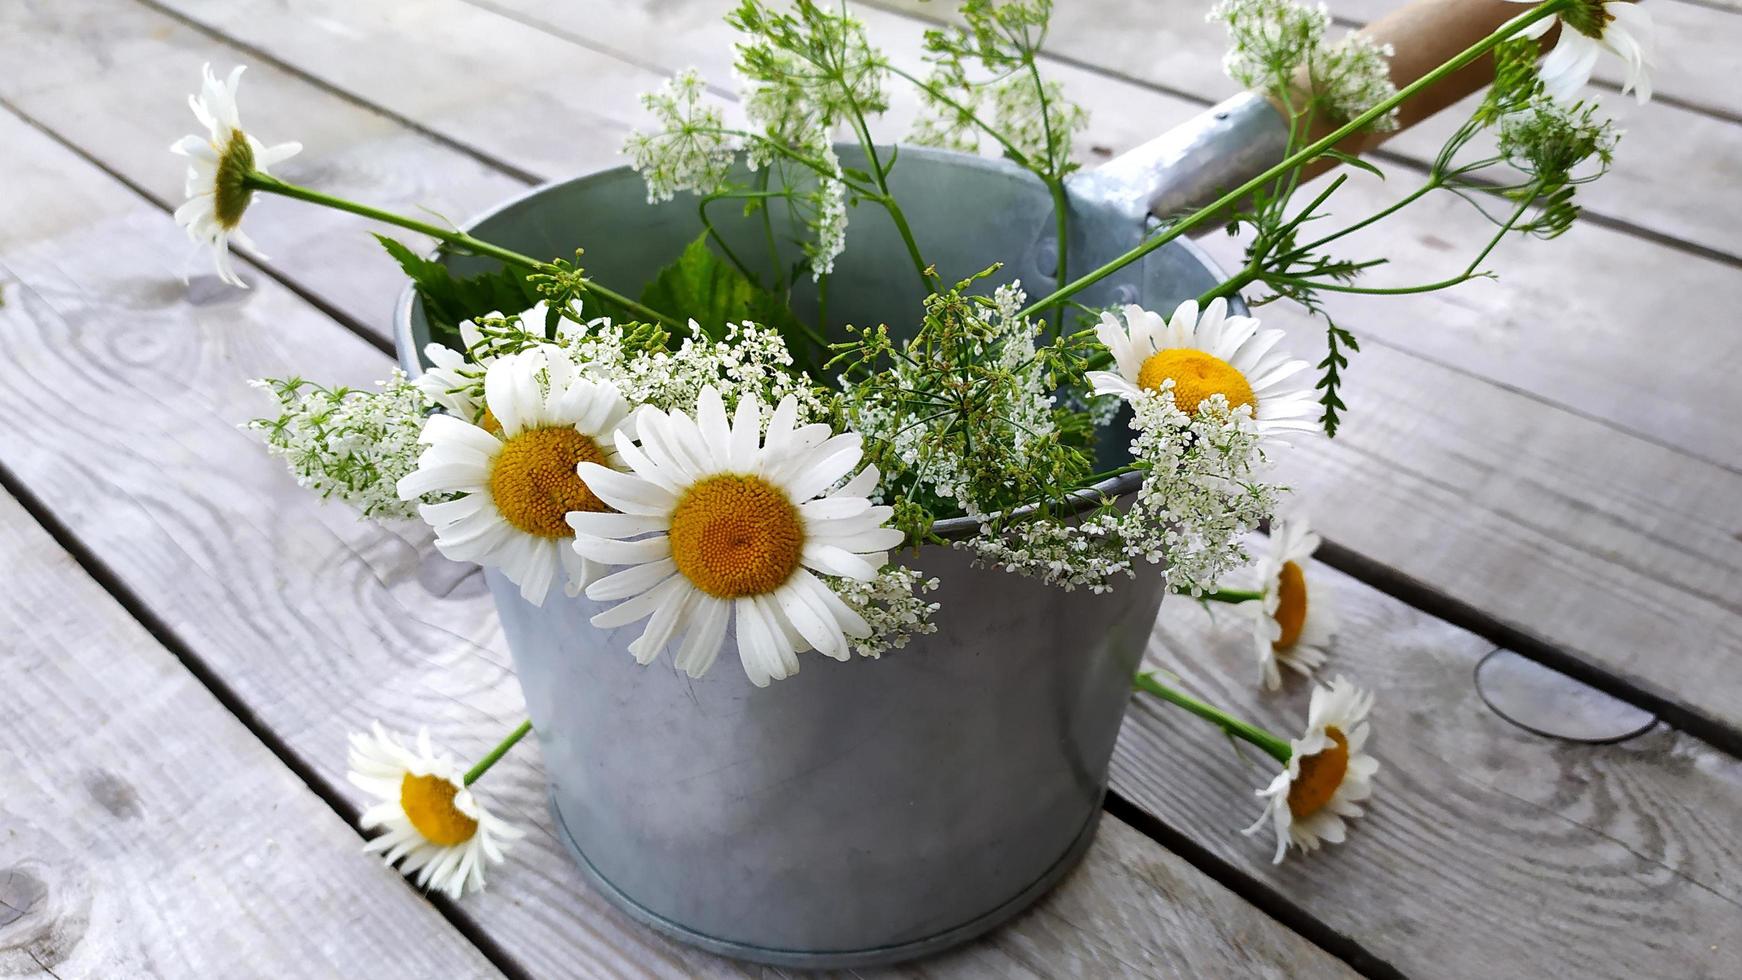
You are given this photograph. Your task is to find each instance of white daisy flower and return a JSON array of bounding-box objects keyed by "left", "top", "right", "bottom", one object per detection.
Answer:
[
  {"left": 396, "top": 346, "right": 633, "bottom": 604},
  {"left": 169, "top": 64, "right": 302, "bottom": 288},
  {"left": 1087, "top": 298, "right": 1319, "bottom": 439},
  {"left": 569, "top": 386, "right": 903, "bottom": 686},
  {"left": 347, "top": 723, "right": 523, "bottom": 899},
  {"left": 1505, "top": 0, "right": 1655, "bottom": 104},
  {"left": 1246, "top": 516, "right": 1338, "bottom": 690},
  {"left": 415, "top": 301, "right": 563, "bottom": 420},
  {"left": 1244, "top": 677, "right": 1379, "bottom": 863}
]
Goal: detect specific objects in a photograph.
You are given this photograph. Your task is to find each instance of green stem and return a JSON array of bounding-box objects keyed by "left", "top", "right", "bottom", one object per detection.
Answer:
[
  {"left": 463, "top": 719, "right": 533, "bottom": 786},
  {"left": 1190, "top": 588, "right": 1264, "bottom": 603},
  {"left": 245, "top": 173, "right": 684, "bottom": 331},
  {"left": 1046, "top": 177, "right": 1069, "bottom": 336},
  {"left": 1016, "top": 3, "right": 1561, "bottom": 319},
  {"left": 1133, "top": 673, "right": 1292, "bottom": 764}
]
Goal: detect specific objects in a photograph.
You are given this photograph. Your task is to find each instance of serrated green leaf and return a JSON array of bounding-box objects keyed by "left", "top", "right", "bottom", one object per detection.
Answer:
[
  {"left": 638, "top": 234, "right": 818, "bottom": 362},
  {"left": 376, "top": 234, "right": 540, "bottom": 350}
]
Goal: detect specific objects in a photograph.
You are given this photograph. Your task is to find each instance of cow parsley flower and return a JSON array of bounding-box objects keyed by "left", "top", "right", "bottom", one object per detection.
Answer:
[
  {"left": 1311, "top": 33, "right": 1399, "bottom": 131},
  {"left": 1209, "top": 0, "right": 1331, "bottom": 89},
  {"left": 833, "top": 565, "right": 942, "bottom": 658},
  {"left": 247, "top": 372, "right": 429, "bottom": 521},
  {"left": 1497, "top": 95, "right": 1619, "bottom": 183},
  {"left": 170, "top": 64, "right": 302, "bottom": 287},
  {"left": 989, "top": 76, "right": 1088, "bottom": 175},
  {"left": 623, "top": 69, "right": 737, "bottom": 203},
  {"left": 1505, "top": 0, "right": 1655, "bottom": 105}
]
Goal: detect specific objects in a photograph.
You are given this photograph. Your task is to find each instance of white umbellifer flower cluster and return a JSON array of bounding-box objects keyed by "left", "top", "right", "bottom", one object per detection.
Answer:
[
  {"left": 910, "top": 78, "right": 983, "bottom": 154},
  {"left": 845, "top": 282, "right": 1059, "bottom": 520},
  {"left": 1122, "top": 391, "right": 1278, "bottom": 594},
  {"left": 962, "top": 510, "right": 1134, "bottom": 593},
  {"left": 990, "top": 76, "right": 1088, "bottom": 173},
  {"left": 247, "top": 372, "right": 430, "bottom": 521},
  {"left": 800, "top": 143, "right": 850, "bottom": 279},
  {"left": 1496, "top": 95, "right": 1618, "bottom": 182},
  {"left": 1208, "top": 0, "right": 1398, "bottom": 131},
  {"left": 1209, "top": 0, "right": 1330, "bottom": 89},
  {"left": 1311, "top": 33, "right": 1400, "bottom": 132},
  {"left": 622, "top": 69, "right": 737, "bottom": 204},
  {"left": 826, "top": 565, "right": 941, "bottom": 658},
  {"left": 563, "top": 318, "right": 832, "bottom": 423}
]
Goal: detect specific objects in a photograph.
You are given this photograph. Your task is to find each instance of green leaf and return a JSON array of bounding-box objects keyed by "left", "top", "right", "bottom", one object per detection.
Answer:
[
  {"left": 1321, "top": 148, "right": 1385, "bottom": 180},
  {"left": 638, "top": 233, "right": 818, "bottom": 361},
  {"left": 376, "top": 234, "right": 541, "bottom": 350}
]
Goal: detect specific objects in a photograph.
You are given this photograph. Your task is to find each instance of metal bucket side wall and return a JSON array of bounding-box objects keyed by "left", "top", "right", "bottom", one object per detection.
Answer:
[{"left": 488, "top": 541, "right": 1165, "bottom": 955}]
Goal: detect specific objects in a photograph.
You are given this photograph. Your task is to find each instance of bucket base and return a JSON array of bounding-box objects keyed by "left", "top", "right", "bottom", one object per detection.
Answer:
[{"left": 549, "top": 789, "right": 1104, "bottom": 969}]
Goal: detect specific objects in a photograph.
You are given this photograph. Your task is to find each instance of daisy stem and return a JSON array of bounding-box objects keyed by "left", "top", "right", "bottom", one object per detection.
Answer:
[
  {"left": 463, "top": 719, "right": 533, "bottom": 786},
  {"left": 1191, "top": 588, "right": 1264, "bottom": 604},
  {"left": 1015, "top": 1, "right": 1564, "bottom": 319},
  {"left": 242, "top": 173, "right": 684, "bottom": 332},
  {"left": 1133, "top": 672, "right": 1292, "bottom": 764}
]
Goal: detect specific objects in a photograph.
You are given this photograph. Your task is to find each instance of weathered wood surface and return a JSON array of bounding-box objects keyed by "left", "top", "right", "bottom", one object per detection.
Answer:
[
  {"left": 1112, "top": 552, "right": 1742, "bottom": 979},
  {"left": 0, "top": 81, "right": 1358, "bottom": 980},
  {"left": 0, "top": 489, "right": 504, "bottom": 978},
  {"left": 2, "top": 0, "right": 1740, "bottom": 976}
]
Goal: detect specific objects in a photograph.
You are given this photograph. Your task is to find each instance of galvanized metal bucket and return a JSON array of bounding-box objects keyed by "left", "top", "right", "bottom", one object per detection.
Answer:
[{"left": 395, "top": 99, "right": 1281, "bottom": 968}]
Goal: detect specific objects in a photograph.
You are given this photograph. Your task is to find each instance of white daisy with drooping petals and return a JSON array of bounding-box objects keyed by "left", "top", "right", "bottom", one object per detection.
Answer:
[
  {"left": 170, "top": 64, "right": 302, "bottom": 288},
  {"left": 1245, "top": 677, "right": 1379, "bottom": 863},
  {"left": 1088, "top": 298, "right": 1319, "bottom": 439},
  {"left": 570, "top": 386, "right": 903, "bottom": 686},
  {"left": 347, "top": 723, "right": 523, "bottom": 899},
  {"left": 397, "top": 346, "right": 632, "bottom": 603},
  {"left": 1506, "top": 0, "right": 1655, "bottom": 104},
  {"left": 1246, "top": 516, "right": 1339, "bottom": 691}
]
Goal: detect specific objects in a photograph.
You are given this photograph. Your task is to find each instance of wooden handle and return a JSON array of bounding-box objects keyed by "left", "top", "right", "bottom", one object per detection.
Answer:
[{"left": 1298, "top": 0, "right": 1537, "bottom": 158}]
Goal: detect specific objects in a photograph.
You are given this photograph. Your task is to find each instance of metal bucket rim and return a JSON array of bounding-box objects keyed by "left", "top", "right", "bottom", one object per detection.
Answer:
[{"left": 391, "top": 146, "right": 1238, "bottom": 538}]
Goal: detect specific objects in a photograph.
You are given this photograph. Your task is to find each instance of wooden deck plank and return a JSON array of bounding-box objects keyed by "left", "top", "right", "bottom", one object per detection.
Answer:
[
  {"left": 0, "top": 0, "right": 532, "bottom": 346},
  {"left": 0, "top": 488, "right": 504, "bottom": 978},
  {"left": 0, "top": 96, "right": 1357, "bottom": 978},
  {"left": 1111, "top": 551, "right": 1742, "bottom": 979}
]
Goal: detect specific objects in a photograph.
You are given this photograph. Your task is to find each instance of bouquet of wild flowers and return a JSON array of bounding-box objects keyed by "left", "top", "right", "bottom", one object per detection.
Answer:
[{"left": 178, "top": 0, "right": 1646, "bottom": 896}]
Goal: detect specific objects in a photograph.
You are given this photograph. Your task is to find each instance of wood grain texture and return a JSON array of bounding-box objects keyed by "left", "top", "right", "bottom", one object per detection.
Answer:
[
  {"left": 0, "top": 490, "right": 504, "bottom": 979},
  {"left": 0, "top": 99, "right": 1357, "bottom": 977},
  {"left": 0, "top": 0, "right": 533, "bottom": 346},
  {"left": 1112, "top": 553, "right": 1742, "bottom": 979}
]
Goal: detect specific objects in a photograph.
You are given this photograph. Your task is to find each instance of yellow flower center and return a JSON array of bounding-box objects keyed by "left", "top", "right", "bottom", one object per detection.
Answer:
[
  {"left": 400, "top": 773, "right": 478, "bottom": 846},
  {"left": 1274, "top": 560, "right": 1308, "bottom": 651},
  {"left": 667, "top": 475, "right": 805, "bottom": 598},
  {"left": 1287, "top": 727, "right": 1349, "bottom": 820},
  {"left": 1137, "top": 349, "right": 1255, "bottom": 417},
  {"left": 488, "top": 426, "right": 611, "bottom": 538},
  {"left": 213, "top": 128, "right": 256, "bottom": 229}
]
